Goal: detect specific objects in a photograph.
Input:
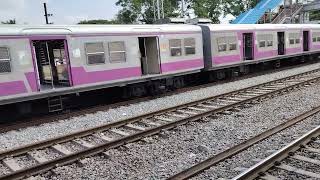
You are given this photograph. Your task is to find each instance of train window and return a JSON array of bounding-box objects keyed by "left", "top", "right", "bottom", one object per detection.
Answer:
[
  {"left": 184, "top": 38, "right": 196, "bottom": 55},
  {"left": 169, "top": 39, "right": 182, "bottom": 56},
  {"left": 85, "top": 42, "right": 106, "bottom": 65},
  {"left": 228, "top": 36, "right": 237, "bottom": 51},
  {"left": 289, "top": 39, "right": 295, "bottom": 45},
  {"left": 108, "top": 41, "right": 126, "bottom": 63},
  {"left": 229, "top": 43, "right": 237, "bottom": 51},
  {"left": 217, "top": 37, "right": 227, "bottom": 52},
  {"left": 312, "top": 33, "right": 320, "bottom": 43},
  {"left": 258, "top": 34, "right": 273, "bottom": 48},
  {"left": 289, "top": 33, "right": 300, "bottom": 45},
  {"left": 259, "top": 41, "right": 266, "bottom": 48},
  {"left": 0, "top": 47, "right": 11, "bottom": 73},
  {"left": 218, "top": 44, "right": 227, "bottom": 52}
]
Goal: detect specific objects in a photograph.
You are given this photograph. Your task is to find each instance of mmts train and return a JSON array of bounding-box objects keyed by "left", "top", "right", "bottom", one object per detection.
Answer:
[{"left": 0, "top": 24, "right": 320, "bottom": 116}]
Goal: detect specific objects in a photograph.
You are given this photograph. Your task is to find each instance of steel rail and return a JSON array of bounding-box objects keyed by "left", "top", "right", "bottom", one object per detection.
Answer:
[
  {"left": 1, "top": 69, "right": 320, "bottom": 179},
  {"left": 233, "top": 125, "right": 320, "bottom": 180},
  {"left": 1, "top": 61, "right": 316, "bottom": 134},
  {"left": 0, "top": 69, "right": 318, "bottom": 160},
  {"left": 168, "top": 105, "right": 320, "bottom": 180}
]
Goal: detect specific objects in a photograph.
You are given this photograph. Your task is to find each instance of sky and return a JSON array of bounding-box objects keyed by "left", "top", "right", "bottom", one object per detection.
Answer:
[{"left": 0, "top": 0, "right": 120, "bottom": 25}]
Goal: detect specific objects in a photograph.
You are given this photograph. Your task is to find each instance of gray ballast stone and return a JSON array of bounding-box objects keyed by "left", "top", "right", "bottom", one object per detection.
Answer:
[
  {"left": 1, "top": 63, "right": 320, "bottom": 151},
  {"left": 42, "top": 77, "right": 320, "bottom": 179}
]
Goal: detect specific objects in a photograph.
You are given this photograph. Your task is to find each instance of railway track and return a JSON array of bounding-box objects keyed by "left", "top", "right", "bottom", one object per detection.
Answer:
[
  {"left": 169, "top": 106, "right": 320, "bottom": 180},
  {"left": 0, "top": 61, "right": 316, "bottom": 134},
  {"left": 1, "top": 69, "right": 320, "bottom": 179},
  {"left": 234, "top": 125, "right": 320, "bottom": 180}
]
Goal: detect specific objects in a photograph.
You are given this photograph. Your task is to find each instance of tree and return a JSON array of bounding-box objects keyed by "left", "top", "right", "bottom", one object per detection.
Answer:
[
  {"left": 190, "top": 0, "right": 220, "bottom": 23},
  {"left": 190, "top": 0, "right": 247, "bottom": 23},
  {"left": 78, "top": 19, "right": 119, "bottom": 24},
  {"left": 114, "top": 0, "right": 259, "bottom": 24},
  {"left": 310, "top": 10, "right": 320, "bottom": 21},
  {"left": 1, "top": 19, "right": 16, "bottom": 24},
  {"left": 115, "top": 0, "right": 182, "bottom": 24}
]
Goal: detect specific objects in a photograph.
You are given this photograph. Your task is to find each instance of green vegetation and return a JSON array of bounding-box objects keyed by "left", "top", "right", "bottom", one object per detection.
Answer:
[
  {"left": 114, "top": 0, "right": 255, "bottom": 24},
  {"left": 78, "top": 19, "right": 118, "bottom": 24},
  {"left": 310, "top": 11, "right": 320, "bottom": 21},
  {"left": 1, "top": 19, "right": 16, "bottom": 24},
  {"left": 116, "top": 0, "right": 182, "bottom": 24},
  {"left": 78, "top": 0, "right": 259, "bottom": 24},
  {"left": 191, "top": 0, "right": 247, "bottom": 23}
]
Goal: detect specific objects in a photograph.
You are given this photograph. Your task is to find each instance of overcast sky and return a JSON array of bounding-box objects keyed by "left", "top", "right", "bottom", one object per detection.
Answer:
[{"left": 0, "top": 0, "right": 120, "bottom": 25}]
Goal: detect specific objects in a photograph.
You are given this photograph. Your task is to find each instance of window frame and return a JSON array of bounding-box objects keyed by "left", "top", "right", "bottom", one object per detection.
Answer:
[
  {"left": 85, "top": 42, "right": 106, "bottom": 65},
  {"left": 267, "top": 40, "right": 273, "bottom": 47},
  {"left": 289, "top": 38, "right": 295, "bottom": 45},
  {"left": 227, "top": 36, "right": 238, "bottom": 52},
  {"left": 259, "top": 40, "right": 266, "bottom": 48},
  {"left": 0, "top": 46, "right": 12, "bottom": 74},
  {"left": 108, "top": 41, "right": 127, "bottom": 63},
  {"left": 218, "top": 43, "right": 227, "bottom": 52},
  {"left": 184, "top": 38, "right": 196, "bottom": 56},
  {"left": 229, "top": 43, "right": 237, "bottom": 51},
  {"left": 289, "top": 33, "right": 300, "bottom": 45},
  {"left": 257, "top": 34, "right": 273, "bottom": 49},
  {"left": 313, "top": 37, "right": 317, "bottom": 42},
  {"left": 169, "top": 39, "right": 183, "bottom": 57}
]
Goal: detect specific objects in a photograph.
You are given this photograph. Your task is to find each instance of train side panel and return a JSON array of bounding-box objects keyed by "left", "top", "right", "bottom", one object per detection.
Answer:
[
  {"left": 0, "top": 38, "right": 37, "bottom": 100},
  {"left": 159, "top": 33, "right": 204, "bottom": 74},
  {"left": 68, "top": 35, "right": 142, "bottom": 87}
]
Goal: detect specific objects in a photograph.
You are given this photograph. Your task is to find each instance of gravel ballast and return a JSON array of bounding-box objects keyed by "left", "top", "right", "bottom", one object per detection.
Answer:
[
  {"left": 194, "top": 115, "right": 320, "bottom": 179},
  {"left": 38, "top": 79, "right": 320, "bottom": 179},
  {"left": 1, "top": 63, "right": 320, "bottom": 151}
]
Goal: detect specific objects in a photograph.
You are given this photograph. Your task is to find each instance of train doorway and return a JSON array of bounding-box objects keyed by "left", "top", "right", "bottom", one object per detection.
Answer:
[
  {"left": 243, "top": 33, "right": 254, "bottom": 60},
  {"left": 303, "top": 31, "right": 310, "bottom": 51},
  {"left": 32, "top": 40, "right": 71, "bottom": 90},
  {"left": 138, "top": 37, "right": 161, "bottom": 75},
  {"left": 278, "top": 32, "right": 285, "bottom": 55}
]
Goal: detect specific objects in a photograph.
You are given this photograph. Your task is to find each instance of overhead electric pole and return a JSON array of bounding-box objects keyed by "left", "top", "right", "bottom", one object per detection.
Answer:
[
  {"left": 181, "top": 0, "right": 185, "bottom": 17},
  {"left": 156, "top": 0, "right": 161, "bottom": 19},
  {"left": 43, "top": 3, "right": 53, "bottom": 24}
]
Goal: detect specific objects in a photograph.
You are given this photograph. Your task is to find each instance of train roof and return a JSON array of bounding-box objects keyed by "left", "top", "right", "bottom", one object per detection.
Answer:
[
  {"left": 203, "top": 24, "right": 320, "bottom": 32},
  {"left": 0, "top": 24, "right": 202, "bottom": 36},
  {"left": 1, "top": 24, "right": 320, "bottom": 36}
]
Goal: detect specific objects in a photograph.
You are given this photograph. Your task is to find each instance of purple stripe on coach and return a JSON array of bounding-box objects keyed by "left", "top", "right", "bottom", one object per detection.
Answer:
[
  {"left": 0, "top": 81, "right": 28, "bottom": 96},
  {"left": 286, "top": 47, "right": 302, "bottom": 55},
  {"left": 161, "top": 59, "right": 204, "bottom": 73},
  {"left": 25, "top": 72, "right": 38, "bottom": 92},
  {"left": 256, "top": 50, "right": 278, "bottom": 59},
  {"left": 212, "top": 55, "right": 241, "bottom": 65},
  {"left": 71, "top": 66, "right": 142, "bottom": 86},
  {"left": 311, "top": 44, "right": 320, "bottom": 51}
]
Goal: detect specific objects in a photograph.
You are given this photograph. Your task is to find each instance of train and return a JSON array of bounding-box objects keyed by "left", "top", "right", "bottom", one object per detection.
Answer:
[{"left": 0, "top": 23, "right": 320, "bottom": 116}]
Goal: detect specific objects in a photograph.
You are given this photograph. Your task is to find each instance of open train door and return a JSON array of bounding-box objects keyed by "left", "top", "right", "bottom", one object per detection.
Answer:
[
  {"left": 32, "top": 39, "right": 72, "bottom": 90},
  {"left": 303, "top": 31, "right": 310, "bottom": 52},
  {"left": 138, "top": 37, "right": 161, "bottom": 75},
  {"left": 243, "top": 33, "right": 254, "bottom": 60},
  {"left": 278, "top": 32, "right": 285, "bottom": 55}
]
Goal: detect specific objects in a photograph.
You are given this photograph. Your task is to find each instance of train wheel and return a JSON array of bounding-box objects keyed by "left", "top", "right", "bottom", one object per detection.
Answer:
[{"left": 274, "top": 60, "right": 281, "bottom": 68}]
